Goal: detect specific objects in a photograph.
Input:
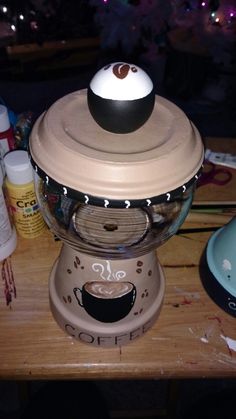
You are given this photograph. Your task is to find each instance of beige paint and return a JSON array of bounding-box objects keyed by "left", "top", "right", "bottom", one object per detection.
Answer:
[{"left": 30, "top": 90, "right": 204, "bottom": 200}]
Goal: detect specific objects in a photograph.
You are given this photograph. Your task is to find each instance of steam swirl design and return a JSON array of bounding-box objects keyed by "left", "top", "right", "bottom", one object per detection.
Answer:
[{"left": 92, "top": 260, "right": 126, "bottom": 281}]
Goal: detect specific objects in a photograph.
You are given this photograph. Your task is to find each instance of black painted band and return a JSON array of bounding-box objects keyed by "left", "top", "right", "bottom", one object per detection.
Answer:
[{"left": 30, "top": 156, "right": 202, "bottom": 208}]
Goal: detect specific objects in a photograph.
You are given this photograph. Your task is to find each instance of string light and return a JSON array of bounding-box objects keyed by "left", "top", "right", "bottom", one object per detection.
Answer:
[{"left": 0, "top": 0, "right": 235, "bottom": 48}]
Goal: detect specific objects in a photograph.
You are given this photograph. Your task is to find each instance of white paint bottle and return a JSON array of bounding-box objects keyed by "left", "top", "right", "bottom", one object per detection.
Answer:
[{"left": 0, "top": 165, "right": 17, "bottom": 261}]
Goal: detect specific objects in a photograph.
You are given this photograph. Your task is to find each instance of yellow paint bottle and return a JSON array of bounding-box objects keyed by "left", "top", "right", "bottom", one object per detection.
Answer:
[{"left": 4, "top": 150, "right": 46, "bottom": 239}]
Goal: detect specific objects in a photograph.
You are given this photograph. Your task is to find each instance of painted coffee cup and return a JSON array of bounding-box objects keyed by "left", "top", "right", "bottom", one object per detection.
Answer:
[{"left": 73, "top": 281, "right": 136, "bottom": 323}]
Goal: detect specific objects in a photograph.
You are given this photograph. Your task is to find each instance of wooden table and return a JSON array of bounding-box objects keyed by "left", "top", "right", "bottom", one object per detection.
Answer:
[{"left": 0, "top": 138, "right": 236, "bottom": 381}]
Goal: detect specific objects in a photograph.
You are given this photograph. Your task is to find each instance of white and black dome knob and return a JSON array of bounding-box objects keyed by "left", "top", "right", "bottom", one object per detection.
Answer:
[{"left": 87, "top": 62, "right": 155, "bottom": 134}]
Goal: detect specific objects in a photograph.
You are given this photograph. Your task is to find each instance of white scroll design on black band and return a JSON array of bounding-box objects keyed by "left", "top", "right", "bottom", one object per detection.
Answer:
[{"left": 30, "top": 158, "right": 203, "bottom": 209}]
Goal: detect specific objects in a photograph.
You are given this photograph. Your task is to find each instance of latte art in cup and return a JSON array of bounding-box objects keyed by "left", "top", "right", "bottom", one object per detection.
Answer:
[{"left": 85, "top": 281, "right": 134, "bottom": 299}]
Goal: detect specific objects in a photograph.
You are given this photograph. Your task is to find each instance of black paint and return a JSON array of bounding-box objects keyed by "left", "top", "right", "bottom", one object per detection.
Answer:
[
  {"left": 73, "top": 283, "right": 136, "bottom": 323},
  {"left": 87, "top": 87, "right": 155, "bottom": 133},
  {"left": 30, "top": 156, "right": 202, "bottom": 208}
]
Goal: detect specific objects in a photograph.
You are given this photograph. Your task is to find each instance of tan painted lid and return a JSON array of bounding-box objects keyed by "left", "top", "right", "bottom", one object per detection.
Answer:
[{"left": 29, "top": 89, "right": 204, "bottom": 208}]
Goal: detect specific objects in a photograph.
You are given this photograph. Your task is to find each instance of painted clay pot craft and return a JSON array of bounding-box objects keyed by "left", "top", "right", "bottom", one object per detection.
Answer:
[{"left": 29, "top": 62, "right": 204, "bottom": 347}]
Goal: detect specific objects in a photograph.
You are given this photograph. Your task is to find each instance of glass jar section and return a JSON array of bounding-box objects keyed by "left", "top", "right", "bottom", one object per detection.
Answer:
[{"left": 35, "top": 174, "right": 194, "bottom": 259}]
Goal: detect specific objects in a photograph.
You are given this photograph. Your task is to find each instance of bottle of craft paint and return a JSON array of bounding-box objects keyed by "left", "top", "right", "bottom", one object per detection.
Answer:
[
  {"left": 0, "top": 105, "right": 15, "bottom": 176},
  {"left": 3, "top": 150, "right": 46, "bottom": 239},
  {"left": 0, "top": 165, "right": 17, "bottom": 261}
]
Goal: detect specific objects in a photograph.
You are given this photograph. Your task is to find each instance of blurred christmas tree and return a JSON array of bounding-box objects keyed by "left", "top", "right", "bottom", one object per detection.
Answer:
[
  {"left": 0, "top": 0, "right": 97, "bottom": 46},
  {"left": 1, "top": 1, "right": 235, "bottom": 62},
  {"left": 89, "top": 0, "right": 171, "bottom": 61},
  {"left": 0, "top": 0, "right": 235, "bottom": 105},
  {"left": 1, "top": 1, "right": 235, "bottom": 49},
  {"left": 89, "top": 0, "right": 236, "bottom": 104},
  {"left": 89, "top": 0, "right": 236, "bottom": 62}
]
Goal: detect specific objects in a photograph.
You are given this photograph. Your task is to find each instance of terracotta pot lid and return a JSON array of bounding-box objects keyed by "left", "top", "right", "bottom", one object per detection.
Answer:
[{"left": 29, "top": 89, "right": 204, "bottom": 208}]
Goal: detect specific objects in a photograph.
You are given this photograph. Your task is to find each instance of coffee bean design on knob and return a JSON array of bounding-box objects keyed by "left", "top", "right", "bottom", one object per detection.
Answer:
[
  {"left": 87, "top": 61, "right": 155, "bottom": 133},
  {"left": 112, "top": 63, "right": 136, "bottom": 79}
]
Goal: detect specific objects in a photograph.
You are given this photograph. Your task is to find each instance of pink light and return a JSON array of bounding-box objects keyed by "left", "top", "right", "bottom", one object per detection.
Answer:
[
  {"left": 230, "top": 12, "right": 234, "bottom": 17},
  {"left": 201, "top": 2, "right": 206, "bottom": 6}
]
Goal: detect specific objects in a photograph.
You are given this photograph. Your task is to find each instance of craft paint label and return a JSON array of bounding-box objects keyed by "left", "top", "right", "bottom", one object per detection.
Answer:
[{"left": 5, "top": 181, "right": 45, "bottom": 238}]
